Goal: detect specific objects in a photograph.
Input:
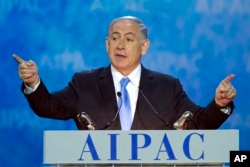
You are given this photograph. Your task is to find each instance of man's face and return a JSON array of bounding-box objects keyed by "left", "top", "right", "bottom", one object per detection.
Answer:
[{"left": 105, "top": 19, "right": 149, "bottom": 76}]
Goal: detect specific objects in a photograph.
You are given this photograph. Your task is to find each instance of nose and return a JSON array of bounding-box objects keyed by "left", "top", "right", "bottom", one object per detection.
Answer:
[{"left": 116, "top": 39, "right": 125, "bottom": 49}]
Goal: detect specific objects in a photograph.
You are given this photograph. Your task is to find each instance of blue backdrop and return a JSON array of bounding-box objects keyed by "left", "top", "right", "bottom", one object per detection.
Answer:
[{"left": 0, "top": 0, "right": 249, "bottom": 166}]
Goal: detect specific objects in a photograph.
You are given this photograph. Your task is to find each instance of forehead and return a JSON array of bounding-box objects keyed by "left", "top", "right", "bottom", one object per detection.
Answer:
[{"left": 109, "top": 19, "right": 140, "bottom": 35}]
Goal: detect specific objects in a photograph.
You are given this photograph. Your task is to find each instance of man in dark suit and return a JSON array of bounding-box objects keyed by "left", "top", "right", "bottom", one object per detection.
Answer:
[{"left": 13, "top": 16, "right": 236, "bottom": 130}]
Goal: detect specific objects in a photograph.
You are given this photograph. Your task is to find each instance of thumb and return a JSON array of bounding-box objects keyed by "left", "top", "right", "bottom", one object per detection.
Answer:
[{"left": 26, "top": 60, "right": 36, "bottom": 67}]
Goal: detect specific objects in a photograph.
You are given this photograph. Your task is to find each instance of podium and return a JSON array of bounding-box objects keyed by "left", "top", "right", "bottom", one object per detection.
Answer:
[{"left": 42, "top": 130, "right": 238, "bottom": 167}]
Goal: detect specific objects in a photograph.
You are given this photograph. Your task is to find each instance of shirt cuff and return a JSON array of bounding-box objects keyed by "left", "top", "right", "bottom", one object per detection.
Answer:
[
  {"left": 220, "top": 106, "right": 232, "bottom": 115},
  {"left": 23, "top": 78, "right": 40, "bottom": 94}
]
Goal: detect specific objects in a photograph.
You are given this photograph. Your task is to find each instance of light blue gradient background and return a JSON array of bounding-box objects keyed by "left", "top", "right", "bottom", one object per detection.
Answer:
[{"left": 0, "top": 0, "right": 249, "bottom": 166}]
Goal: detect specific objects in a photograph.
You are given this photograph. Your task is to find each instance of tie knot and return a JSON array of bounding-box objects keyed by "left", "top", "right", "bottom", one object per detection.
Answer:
[{"left": 120, "top": 77, "right": 130, "bottom": 88}]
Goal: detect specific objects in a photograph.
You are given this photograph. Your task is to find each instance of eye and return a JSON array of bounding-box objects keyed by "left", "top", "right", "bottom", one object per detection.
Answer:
[
  {"left": 126, "top": 38, "right": 134, "bottom": 42},
  {"left": 112, "top": 37, "right": 118, "bottom": 41},
  {"left": 111, "top": 35, "right": 120, "bottom": 41}
]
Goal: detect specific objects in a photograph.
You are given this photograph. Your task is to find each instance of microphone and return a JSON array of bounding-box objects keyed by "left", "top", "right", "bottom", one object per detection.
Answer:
[
  {"left": 173, "top": 111, "right": 193, "bottom": 130},
  {"left": 139, "top": 88, "right": 173, "bottom": 129},
  {"left": 77, "top": 112, "right": 95, "bottom": 130},
  {"left": 102, "top": 92, "right": 122, "bottom": 130}
]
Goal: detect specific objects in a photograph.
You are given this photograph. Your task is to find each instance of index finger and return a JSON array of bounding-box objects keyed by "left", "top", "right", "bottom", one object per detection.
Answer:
[
  {"left": 12, "top": 54, "right": 25, "bottom": 64},
  {"left": 223, "top": 74, "right": 235, "bottom": 84}
]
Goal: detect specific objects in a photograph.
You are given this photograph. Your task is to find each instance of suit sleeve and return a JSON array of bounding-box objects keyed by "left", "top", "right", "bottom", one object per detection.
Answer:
[
  {"left": 172, "top": 78, "right": 234, "bottom": 129},
  {"left": 191, "top": 100, "right": 234, "bottom": 129},
  {"left": 21, "top": 73, "right": 80, "bottom": 120}
]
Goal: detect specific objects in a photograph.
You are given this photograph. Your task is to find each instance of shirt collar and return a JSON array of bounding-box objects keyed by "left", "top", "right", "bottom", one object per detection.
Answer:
[{"left": 111, "top": 64, "right": 141, "bottom": 88}]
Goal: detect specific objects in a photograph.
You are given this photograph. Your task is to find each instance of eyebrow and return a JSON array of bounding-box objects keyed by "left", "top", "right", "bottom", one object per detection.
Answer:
[{"left": 111, "top": 31, "right": 136, "bottom": 37}]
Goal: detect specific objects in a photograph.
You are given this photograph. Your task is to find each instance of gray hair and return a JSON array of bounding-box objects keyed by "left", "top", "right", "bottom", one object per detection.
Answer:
[{"left": 107, "top": 16, "right": 148, "bottom": 40}]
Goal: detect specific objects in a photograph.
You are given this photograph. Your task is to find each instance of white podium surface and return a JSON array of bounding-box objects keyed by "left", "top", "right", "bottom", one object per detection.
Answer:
[{"left": 43, "top": 130, "right": 238, "bottom": 166}]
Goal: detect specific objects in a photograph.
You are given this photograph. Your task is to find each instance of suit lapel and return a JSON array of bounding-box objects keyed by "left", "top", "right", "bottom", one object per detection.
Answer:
[
  {"left": 98, "top": 66, "right": 121, "bottom": 129},
  {"left": 131, "top": 66, "right": 156, "bottom": 129}
]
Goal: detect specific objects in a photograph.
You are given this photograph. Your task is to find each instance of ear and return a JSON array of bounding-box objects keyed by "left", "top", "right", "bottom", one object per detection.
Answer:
[
  {"left": 141, "top": 39, "right": 150, "bottom": 56},
  {"left": 105, "top": 37, "right": 109, "bottom": 53}
]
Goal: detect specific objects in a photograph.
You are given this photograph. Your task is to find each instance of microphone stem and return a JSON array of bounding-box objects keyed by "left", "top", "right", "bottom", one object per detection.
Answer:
[
  {"left": 139, "top": 89, "right": 172, "bottom": 129},
  {"left": 103, "top": 92, "right": 122, "bottom": 130}
]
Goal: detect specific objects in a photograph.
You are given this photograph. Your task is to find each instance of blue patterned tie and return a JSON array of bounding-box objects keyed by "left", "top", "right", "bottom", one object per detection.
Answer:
[{"left": 119, "top": 77, "right": 132, "bottom": 130}]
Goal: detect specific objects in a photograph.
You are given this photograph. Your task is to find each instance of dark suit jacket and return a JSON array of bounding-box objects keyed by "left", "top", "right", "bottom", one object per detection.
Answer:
[{"left": 23, "top": 65, "right": 233, "bottom": 130}]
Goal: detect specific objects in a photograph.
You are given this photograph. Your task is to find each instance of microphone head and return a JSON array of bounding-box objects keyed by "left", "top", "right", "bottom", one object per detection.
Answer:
[
  {"left": 173, "top": 111, "right": 193, "bottom": 130},
  {"left": 77, "top": 112, "right": 95, "bottom": 130},
  {"left": 87, "top": 125, "right": 95, "bottom": 130},
  {"left": 117, "top": 92, "right": 121, "bottom": 97},
  {"left": 183, "top": 111, "right": 193, "bottom": 119}
]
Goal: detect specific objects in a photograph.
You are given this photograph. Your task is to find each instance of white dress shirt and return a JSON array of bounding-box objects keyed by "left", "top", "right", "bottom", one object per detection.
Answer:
[{"left": 111, "top": 64, "right": 141, "bottom": 121}]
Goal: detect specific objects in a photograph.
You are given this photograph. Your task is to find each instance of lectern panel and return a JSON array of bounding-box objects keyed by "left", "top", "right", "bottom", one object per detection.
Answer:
[{"left": 43, "top": 130, "right": 238, "bottom": 166}]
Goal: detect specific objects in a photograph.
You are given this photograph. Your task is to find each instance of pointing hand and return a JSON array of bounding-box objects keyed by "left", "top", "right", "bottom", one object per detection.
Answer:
[
  {"left": 13, "top": 54, "right": 39, "bottom": 88},
  {"left": 215, "top": 74, "right": 237, "bottom": 107}
]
